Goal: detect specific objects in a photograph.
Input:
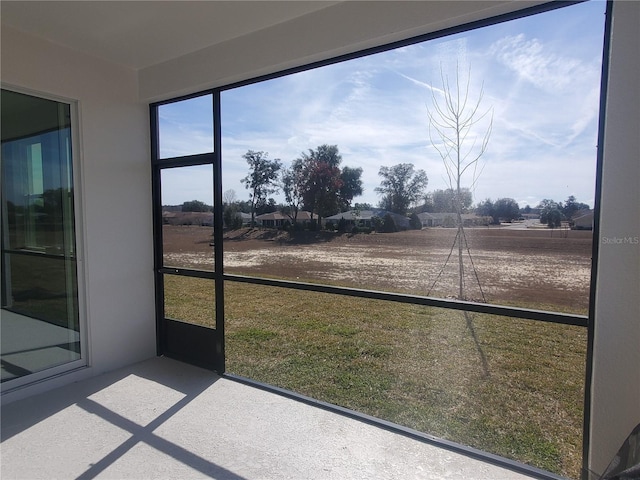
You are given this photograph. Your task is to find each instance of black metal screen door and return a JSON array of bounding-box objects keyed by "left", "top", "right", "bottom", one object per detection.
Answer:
[{"left": 150, "top": 92, "right": 224, "bottom": 372}]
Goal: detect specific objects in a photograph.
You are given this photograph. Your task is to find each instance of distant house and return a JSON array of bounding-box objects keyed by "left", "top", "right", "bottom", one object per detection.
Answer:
[
  {"left": 324, "top": 209, "right": 410, "bottom": 229},
  {"left": 255, "top": 211, "right": 286, "bottom": 228},
  {"left": 417, "top": 212, "right": 487, "bottom": 228},
  {"left": 162, "top": 211, "right": 177, "bottom": 224},
  {"left": 255, "top": 210, "right": 312, "bottom": 228},
  {"left": 571, "top": 210, "right": 594, "bottom": 230}
]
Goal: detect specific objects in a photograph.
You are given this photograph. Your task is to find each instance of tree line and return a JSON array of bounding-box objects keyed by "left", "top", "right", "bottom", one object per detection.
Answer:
[
  {"left": 178, "top": 145, "right": 590, "bottom": 230},
  {"left": 237, "top": 145, "right": 433, "bottom": 227}
]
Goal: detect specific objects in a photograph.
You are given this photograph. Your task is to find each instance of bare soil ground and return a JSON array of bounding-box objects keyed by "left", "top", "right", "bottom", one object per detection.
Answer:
[{"left": 163, "top": 225, "right": 593, "bottom": 314}]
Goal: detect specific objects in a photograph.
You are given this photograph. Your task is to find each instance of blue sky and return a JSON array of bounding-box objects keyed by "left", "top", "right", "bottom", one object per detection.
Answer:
[{"left": 160, "top": 1, "right": 606, "bottom": 210}]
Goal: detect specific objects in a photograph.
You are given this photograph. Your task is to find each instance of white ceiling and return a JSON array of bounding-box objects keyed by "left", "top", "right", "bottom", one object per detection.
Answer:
[{"left": 0, "top": 1, "right": 339, "bottom": 69}]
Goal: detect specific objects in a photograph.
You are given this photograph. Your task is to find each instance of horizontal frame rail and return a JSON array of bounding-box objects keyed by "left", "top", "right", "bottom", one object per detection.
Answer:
[
  {"left": 159, "top": 268, "right": 588, "bottom": 327},
  {"left": 152, "top": 152, "right": 214, "bottom": 169},
  {"left": 159, "top": 267, "right": 216, "bottom": 279},
  {"left": 2, "top": 248, "right": 75, "bottom": 261},
  {"left": 225, "top": 273, "right": 588, "bottom": 327}
]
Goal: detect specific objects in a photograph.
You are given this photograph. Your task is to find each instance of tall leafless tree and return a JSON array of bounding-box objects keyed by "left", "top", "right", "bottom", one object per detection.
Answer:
[
  {"left": 427, "top": 65, "right": 493, "bottom": 301},
  {"left": 223, "top": 189, "right": 237, "bottom": 206}
]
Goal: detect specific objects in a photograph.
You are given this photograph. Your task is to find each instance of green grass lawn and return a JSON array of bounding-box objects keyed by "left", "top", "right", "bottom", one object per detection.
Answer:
[{"left": 164, "top": 276, "right": 586, "bottom": 479}]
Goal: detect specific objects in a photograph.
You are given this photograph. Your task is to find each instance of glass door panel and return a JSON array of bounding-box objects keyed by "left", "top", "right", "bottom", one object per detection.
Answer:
[{"left": 1, "top": 89, "right": 81, "bottom": 383}]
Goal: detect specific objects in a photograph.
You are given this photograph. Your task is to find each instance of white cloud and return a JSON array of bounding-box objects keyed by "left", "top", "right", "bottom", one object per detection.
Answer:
[
  {"left": 161, "top": 2, "right": 605, "bottom": 210},
  {"left": 490, "top": 34, "right": 578, "bottom": 92}
]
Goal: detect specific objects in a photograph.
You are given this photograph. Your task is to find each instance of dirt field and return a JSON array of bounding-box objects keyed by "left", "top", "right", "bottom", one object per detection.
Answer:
[{"left": 163, "top": 225, "right": 593, "bottom": 314}]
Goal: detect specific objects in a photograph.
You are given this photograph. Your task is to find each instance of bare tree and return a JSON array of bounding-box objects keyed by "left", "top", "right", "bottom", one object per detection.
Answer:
[
  {"left": 427, "top": 65, "right": 493, "bottom": 300},
  {"left": 223, "top": 189, "right": 237, "bottom": 206}
]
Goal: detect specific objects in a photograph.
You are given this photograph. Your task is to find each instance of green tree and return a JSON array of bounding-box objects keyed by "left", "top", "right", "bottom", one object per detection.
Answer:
[
  {"left": 428, "top": 188, "right": 473, "bottom": 213},
  {"left": 375, "top": 163, "right": 428, "bottom": 215},
  {"left": 409, "top": 212, "right": 422, "bottom": 230},
  {"left": 182, "top": 199, "right": 211, "bottom": 212},
  {"left": 475, "top": 198, "right": 496, "bottom": 224},
  {"left": 223, "top": 204, "right": 243, "bottom": 229},
  {"left": 353, "top": 202, "right": 372, "bottom": 210},
  {"left": 241, "top": 150, "right": 281, "bottom": 226},
  {"left": 287, "top": 145, "right": 363, "bottom": 226},
  {"left": 306, "top": 161, "right": 341, "bottom": 221},
  {"left": 493, "top": 198, "right": 520, "bottom": 223},
  {"left": 380, "top": 213, "right": 398, "bottom": 233},
  {"left": 291, "top": 145, "right": 353, "bottom": 225},
  {"left": 235, "top": 200, "right": 252, "bottom": 214},
  {"left": 339, "top": 166, "right": 364, "bottom": 211},
  {"left": 476, "top": 197, "right": 521, "bottom": 224},
  {"left": 562, "top": 195, "right": 590, "bottom": 219},
  {"left": 538, "top": 199, "right": 562, "bottom": 225},
  {"left": 299, "top": 145, "right": 343, "bottom": 223},
  {"left": 281, "top": 159, "right": 306, "bottom": 223},
  {"left": 547, "top": 208, "right": 563, "bottom": 228},
  {"left": 255, "top": 197, "right": 277, "bottom": 216}
]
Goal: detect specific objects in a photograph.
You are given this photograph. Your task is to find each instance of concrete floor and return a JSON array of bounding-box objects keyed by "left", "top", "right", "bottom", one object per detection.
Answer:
[
  {"left": 1, "top": 357, "right": 540, "bottom": 480},
  {"left": 1, "top": 310, "right": 81, "bottom": 382}
]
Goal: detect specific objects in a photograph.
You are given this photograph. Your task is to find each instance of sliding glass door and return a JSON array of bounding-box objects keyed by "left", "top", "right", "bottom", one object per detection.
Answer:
[{"left": 1, "top": 89, "right": 82, "bottom": 383}]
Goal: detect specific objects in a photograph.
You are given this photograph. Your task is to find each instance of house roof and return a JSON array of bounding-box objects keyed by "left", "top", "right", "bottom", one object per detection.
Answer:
[
  {"left": 325, "top": 209, "right": 393, "bottom": 221},
  {"left": 573, "top": 209, "right": 594, "bottom": 220},
  {"left": 418, "top": 212, "right": 480, "bottom": 220},
  {"left": 255, "top": 211, "right": 312, "bottom": 221},
  {"left": 573, "top": 210, "right": 594, "bottom": 222},
  {"left": 255, "top": 212, "right": 285, "bottom": 221},
  {"left": 325, "top": 209, "right": 411, "bottom": 227}
]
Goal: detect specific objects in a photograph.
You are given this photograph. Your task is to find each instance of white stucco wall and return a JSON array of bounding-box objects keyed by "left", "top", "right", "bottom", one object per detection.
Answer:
[
  {"left": 589, "top": 1, "right": 640, "bottom": 474},
  {"left": 1, "top": 26, "right": 156, "bottom": 399},
  {"left": 138, "top": 0, "right": 541, "bottom": 102}
]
